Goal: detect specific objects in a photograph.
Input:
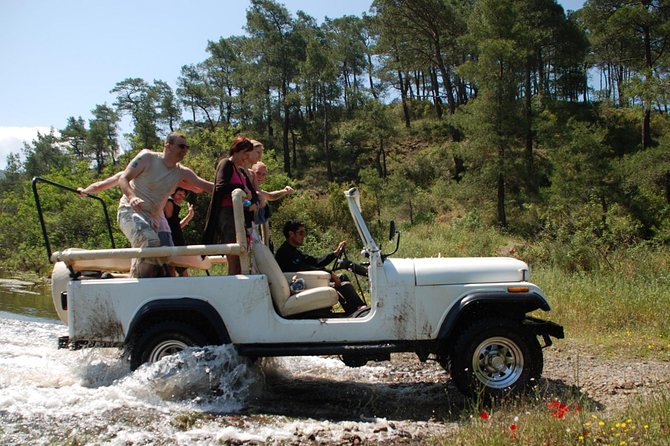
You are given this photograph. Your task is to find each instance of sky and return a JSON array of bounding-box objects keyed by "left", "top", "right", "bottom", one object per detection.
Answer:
[{"left": 0, "top": 0, "right": 585, "bottom": 170}]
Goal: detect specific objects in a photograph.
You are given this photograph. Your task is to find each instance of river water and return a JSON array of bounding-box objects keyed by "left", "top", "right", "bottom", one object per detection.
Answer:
[{"left": 0, "top": 271, "right": 457, "bottom": 445}]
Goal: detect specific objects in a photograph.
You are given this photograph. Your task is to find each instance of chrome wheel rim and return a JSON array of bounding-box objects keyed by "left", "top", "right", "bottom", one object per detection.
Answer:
[
  {"left": 148, "top": 339, "right": 189, "bottom": 363},
  {"left": 471, "top": 336, "right": 524, "bottom": 389}
]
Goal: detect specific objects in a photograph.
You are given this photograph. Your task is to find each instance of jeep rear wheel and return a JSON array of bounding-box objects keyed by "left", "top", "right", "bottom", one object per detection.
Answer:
[
  {"left": 129, "top": 321, "right": 209, "bottom": 370},
  {"left": 449, "top": 318, "right": 543, "bottom": 399}
]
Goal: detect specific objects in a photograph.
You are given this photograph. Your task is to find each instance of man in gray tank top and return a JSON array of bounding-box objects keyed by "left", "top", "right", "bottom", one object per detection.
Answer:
[{"left": 117, "top": 132, "right": 213, "bottom": 277}]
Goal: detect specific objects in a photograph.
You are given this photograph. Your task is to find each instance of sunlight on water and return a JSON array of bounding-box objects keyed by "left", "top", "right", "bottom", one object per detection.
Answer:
[{"left": 0, "top": 272, "right": 59, "bottom": 320}]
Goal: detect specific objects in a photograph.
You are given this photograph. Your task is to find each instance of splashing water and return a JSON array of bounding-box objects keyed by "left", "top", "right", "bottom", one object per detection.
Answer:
[
  {"left": 0, "top": 314, "right": 266, "bottom": 444},
  {"left": 0, "top": 313, "right": 456, "bottom": 445}
]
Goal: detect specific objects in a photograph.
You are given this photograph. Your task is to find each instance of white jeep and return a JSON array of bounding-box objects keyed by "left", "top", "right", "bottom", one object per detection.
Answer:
[{"left": 39, "top": 180, "right": 563, "bottom": 399}]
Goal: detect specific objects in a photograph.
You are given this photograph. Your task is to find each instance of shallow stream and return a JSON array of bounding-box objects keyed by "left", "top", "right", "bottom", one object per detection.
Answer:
[{"left": 0, "top": 271, "right": 457, "bottom": 445}]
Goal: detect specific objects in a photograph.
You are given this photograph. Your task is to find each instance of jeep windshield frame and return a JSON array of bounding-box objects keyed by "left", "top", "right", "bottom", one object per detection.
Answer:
[{"left": 344, "top": 187, "right": 379, "bottom": 256}]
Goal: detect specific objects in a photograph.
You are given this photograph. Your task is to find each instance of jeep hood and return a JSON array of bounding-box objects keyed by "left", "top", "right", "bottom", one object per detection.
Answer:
[{"left": 409, "top": 257, "right": 529, "bottom": 285}]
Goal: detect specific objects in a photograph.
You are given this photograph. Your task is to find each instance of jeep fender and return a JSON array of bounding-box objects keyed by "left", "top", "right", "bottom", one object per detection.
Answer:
[
  {"left": 126, "top": 298, "right": 231, "bottom": 346},
  {"left": 437, "top": 291, "right": 552, "bottom": 341}
]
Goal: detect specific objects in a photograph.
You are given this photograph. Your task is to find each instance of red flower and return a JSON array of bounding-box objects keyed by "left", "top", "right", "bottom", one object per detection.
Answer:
[
  {"left": 480, "top": 411, "right": 489, "bottom": 420},
  {"left": 547, "top": 401, "right": 569, "bottom": 419},
  {"left": 509, "top": 423, "right": 518, "bottom": 440}
]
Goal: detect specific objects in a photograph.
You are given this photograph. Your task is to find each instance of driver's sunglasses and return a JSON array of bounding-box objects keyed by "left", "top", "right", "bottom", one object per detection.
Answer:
[{"left": 176, "top": 143, "right": 190, "bottom": 150}]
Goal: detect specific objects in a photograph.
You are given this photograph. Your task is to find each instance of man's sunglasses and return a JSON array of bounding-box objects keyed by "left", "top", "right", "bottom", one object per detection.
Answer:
[{"left": 176, "top": 143, "right": 189, "bottom": 150}]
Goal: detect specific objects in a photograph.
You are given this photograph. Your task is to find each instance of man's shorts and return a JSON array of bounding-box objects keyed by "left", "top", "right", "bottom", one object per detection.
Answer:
[
  {"left": 158, "top": 231, "right": 174, "bottom": 247},
  {"left": 118, "top": 206, "right": 162, "bottom": 276}
]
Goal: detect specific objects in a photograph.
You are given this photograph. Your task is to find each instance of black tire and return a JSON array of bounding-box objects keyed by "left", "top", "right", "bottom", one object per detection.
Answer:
[
  {"left": 129, "top": 321, "right": 209, "bottom": 371},
  {"left": 449, "top": 318, "right": 543, "bottom": 399}
]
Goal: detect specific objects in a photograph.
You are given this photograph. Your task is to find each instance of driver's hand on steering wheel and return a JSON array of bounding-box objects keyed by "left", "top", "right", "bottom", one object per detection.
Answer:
[{"left": 334, "top": 241, "right": 347, "bottom": 255}]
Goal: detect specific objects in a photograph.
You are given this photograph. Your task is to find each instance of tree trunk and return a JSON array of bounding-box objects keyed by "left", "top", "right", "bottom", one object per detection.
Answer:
[
  {"left": 497, "top": 144, "right": 507, "bottom": 230},
  {"left": 323, "top": 96, "right": 333, "bottom": 181},
  {"left": 433, "top": 38, "right": 456, "bottom": 114},
  {"left": 642, "top": 24, "right": 652, "bottom": 149},
  {"left": 375, "top": 137, "right": 387, "bottom": 179},
  {"left": 291, "top": 130, "right": 298, "bottom": 171},
  {"left": 266, "top": 86, "right": 274, "bottom": 138},
  {"left": 525, "top": 59, "right": 535, "bottom": 193},
  {"left": 366, "top": 51, "right": 377, "bottom": 99},
  {"left": 397, "top": 69, "right": 411, "bottom": 128},
  {"left": 281, "top": 82, "right": 290, "bottom": 176},
  {"left": 430, "top": 67, "right": 443, "bottom": 119},
  {"left": 436, "top": 63, "right": 456, "bottom": 114}
]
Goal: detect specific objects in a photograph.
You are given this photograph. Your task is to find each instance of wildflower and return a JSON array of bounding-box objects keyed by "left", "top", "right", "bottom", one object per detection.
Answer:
[
  {"left": 509, "top": 423, "right": 518, "bottom": 440},
  {"left": 480, "top": 411, "right": 489, "bottom": 420},
  {"left": 547, "top": 401, "right": 569, "bottom": 419}
]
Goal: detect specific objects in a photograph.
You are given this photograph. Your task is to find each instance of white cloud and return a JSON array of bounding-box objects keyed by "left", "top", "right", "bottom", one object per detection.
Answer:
[{"left": 0, "top": 126, "right": 54, "bottom": 170}]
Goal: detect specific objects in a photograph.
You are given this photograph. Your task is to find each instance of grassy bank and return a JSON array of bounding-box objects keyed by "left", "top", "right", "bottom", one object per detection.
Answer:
[
  {"left": 536, "top": 265, "right": 670, "bottom": 361},
  {"left": 433, "top": 393, "right": 670, "bottom": 445}
]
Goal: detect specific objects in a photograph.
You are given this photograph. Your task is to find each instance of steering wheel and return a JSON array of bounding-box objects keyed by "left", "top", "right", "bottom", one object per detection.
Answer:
[{"left": 331, "top": 245, "right": 347, "bottom": 272}]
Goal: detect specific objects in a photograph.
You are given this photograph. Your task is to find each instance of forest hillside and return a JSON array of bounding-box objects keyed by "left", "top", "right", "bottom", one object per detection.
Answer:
[{"left": 2, "top": 0, "right": 670, "bottom": 277}]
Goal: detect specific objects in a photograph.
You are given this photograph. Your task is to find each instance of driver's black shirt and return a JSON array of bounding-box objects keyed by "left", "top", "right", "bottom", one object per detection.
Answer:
[{"left": 274, "top": 241, "right": 336, "bottom": 272}]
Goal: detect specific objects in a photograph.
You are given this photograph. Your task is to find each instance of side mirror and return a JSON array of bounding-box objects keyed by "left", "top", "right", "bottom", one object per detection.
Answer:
[{"left": 389, "top": 220, "right": 396, "bottom": 241}]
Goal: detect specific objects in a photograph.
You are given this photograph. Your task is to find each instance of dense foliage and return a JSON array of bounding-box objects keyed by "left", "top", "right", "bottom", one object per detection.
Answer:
[{"left": 2, "top": 0, "right": 670, "bottom": 276}]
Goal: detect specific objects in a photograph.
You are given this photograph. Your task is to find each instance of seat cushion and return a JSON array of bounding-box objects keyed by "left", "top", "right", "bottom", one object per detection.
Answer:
[
  {"left": 283, "top": 271, "right": 331, "bottom": 289},
  {"left": 283, "top": 287, "right": 339, "bottom": 316},
  {"left": 253, "top": 242, "right": 338, "bottom": 316}
]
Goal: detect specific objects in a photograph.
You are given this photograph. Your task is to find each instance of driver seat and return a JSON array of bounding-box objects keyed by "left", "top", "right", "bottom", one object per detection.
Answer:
[{"left": 252, "top": 241, "right": 339, "bottom": 317}]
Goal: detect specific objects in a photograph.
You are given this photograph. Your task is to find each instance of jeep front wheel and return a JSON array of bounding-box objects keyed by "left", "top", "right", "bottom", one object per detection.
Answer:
[
  {"left": 449, "top": 318, "right": 543, "bottom": 399},
  {"left": 129, "top": 321, "right": 209, "bottom": 371}
]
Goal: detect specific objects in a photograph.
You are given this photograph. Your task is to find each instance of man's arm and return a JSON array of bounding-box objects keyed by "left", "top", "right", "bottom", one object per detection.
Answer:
[
  {"left": 119, "top": 149, "right": 150, "bottom": 210},
  {"left": 179, "top": 167, "right": 214, "bottom": 194},
  {"left": 78, "top": 171, "right": 122, "bottom": 196},
  {"left": 314, "top": 241, "right": 345, "bottom": 269}
]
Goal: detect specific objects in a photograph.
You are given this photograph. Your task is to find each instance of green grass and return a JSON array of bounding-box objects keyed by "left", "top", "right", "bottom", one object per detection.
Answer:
[
  {"left": 534, "top": 266, "right": 670, "bottom": 360},
  {"left": 430, "top": 392, "right": 670, "bottom": 445}
]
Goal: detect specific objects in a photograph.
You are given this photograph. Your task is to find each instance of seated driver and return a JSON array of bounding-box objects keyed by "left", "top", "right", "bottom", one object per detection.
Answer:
[{"left": 275, "top": 219, "right": 367, "bottom": 315}]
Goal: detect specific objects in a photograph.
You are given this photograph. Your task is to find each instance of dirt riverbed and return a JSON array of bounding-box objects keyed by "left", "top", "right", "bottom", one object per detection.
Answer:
[{"left": 188, "top": 339, "right": 670, "bottom": 444}]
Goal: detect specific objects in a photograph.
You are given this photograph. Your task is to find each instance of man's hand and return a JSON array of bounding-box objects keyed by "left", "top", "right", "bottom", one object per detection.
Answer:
[
  {"left": 129, "top": 196, "right": 145, "bottom": 211},
  {"left": 335, "top": 241, "right": 347, "bottom": 255},
  {"left": 330, "top": 271, "right": 342, "bottom": 286}
]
